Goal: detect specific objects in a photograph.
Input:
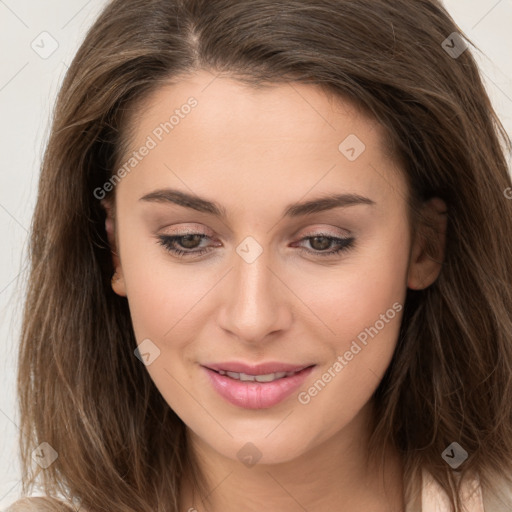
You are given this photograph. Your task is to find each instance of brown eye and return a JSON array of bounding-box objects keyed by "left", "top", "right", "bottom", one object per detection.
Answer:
[
  {"left": 296, "top": 234, "right": 355, "bottom": 258},
  {"left": 178, "top": 234, "right": 204, "bottom": 249},
  {"left": 157, "top": 233, "right": 211, "bottom": 258},
  {"left": 156, "top": 232, "right": 355, "bottom": 260},
  {"left": 309, "top": 236, "right": 332, "bottom": 251}
]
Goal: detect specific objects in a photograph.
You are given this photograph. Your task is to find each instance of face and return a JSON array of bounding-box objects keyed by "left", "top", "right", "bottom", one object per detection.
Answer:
[{"left": 103, "top": 70, "right": 445, "bottom": 466}]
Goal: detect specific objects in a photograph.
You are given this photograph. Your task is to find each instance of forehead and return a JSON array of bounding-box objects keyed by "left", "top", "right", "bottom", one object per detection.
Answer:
[
  {"left": 116, "top": 70, "right": 407, "bottom": 214},
  {"left": 127, "top": 70, "right": 383, "bottom": 145}
]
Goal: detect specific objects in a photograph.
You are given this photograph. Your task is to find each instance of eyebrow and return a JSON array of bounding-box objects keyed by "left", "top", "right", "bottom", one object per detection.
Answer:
[{"left": 139, "top": 188, "right": 375, "bottom": 218}]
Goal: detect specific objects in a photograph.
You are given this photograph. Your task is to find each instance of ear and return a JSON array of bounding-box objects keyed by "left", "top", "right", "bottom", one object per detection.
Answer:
[
  {"left": 407, "top": 197, "right": 448, "bottom": 290},
  {"left": 101, "top": 198, "right": 127, "bottom": 297}
]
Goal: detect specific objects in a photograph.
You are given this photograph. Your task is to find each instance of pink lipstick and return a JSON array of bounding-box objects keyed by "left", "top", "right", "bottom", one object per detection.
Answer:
[{"left": 202, "top": 361, "right": 315, "bottom": 409}]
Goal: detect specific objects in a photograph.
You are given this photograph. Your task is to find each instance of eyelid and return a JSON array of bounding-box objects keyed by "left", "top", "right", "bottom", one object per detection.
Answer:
[
  {"left": 162, "top": 223, "right": 215, "bottom": 236},
  {"left": 159, "top": 223, "right": 352, "bottom": 240},
  {"left": 297, "top": 224, "right": 352, "bottom": 239}
]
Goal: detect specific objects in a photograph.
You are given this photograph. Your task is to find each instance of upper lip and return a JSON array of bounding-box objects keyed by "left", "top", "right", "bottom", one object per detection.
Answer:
[{"left": 203, "top": 361, "right": 315, "bottom": 375}]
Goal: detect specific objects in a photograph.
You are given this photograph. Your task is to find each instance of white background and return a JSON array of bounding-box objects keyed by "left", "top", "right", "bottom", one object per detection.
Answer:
[{"left": 0, "top": 0, "right": 511, "bottom": 507}]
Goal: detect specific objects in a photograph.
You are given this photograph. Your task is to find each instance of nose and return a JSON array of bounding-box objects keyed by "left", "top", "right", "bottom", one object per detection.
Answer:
[{"left": 216, "top": 243, "right": 293, "bottom": 345}]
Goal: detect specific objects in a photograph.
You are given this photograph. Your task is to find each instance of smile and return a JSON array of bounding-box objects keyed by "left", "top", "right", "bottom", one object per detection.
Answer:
[
  {"left": 203, "top": 365, "right": 316, "bottom": 409},
  {"left": 213, "top": 369, "right": 301, "bottom": 382}
]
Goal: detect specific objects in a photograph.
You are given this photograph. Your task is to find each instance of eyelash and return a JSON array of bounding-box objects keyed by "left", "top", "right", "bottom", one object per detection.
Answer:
[{"left": 156, "top": 232, "right": 355, "bottom": 259}]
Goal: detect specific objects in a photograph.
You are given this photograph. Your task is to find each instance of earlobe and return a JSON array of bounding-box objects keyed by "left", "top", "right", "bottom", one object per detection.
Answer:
[
  {"left": 111, "top": 269, "right": 127, "bottom": 296},
  {"left": 101, "top": 198, "right": 127, "bottom": 297},
  {"left": 407, "top": 197, "right": 448, "bottom": 290}
]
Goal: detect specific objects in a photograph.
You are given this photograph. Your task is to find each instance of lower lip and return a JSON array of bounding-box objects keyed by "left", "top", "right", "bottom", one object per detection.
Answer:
[{"left": 203, "top": 365, "right": 315, "bottom": 409}]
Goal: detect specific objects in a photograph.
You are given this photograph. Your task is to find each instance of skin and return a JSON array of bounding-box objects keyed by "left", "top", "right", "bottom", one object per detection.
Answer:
[{"left": 102, "top": 70, "right": 447, "bottom": 512}]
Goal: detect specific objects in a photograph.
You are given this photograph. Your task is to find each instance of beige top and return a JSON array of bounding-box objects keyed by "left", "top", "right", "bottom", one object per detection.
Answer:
[
  {"left": 422, "top": 470, "right": 485, "bottom": 512},
  {"left": 3, "top": 473, "right": 490, "bottom": 511}
]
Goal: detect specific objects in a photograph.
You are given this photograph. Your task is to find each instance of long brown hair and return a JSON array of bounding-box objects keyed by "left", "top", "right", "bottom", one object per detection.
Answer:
[{"left": 10, "top": 0, "right": 512, "bottom": 510}]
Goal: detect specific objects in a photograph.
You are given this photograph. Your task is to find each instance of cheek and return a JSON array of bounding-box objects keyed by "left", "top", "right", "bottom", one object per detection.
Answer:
[
  {"left": 124, "top": 266, "right": 210, "bottom": 350},
  {"left": 291, "top": 222, "right": 410, "bottom": 343},
  {"left": 116, "top": 223, "right": 210, "bottom": 347}
]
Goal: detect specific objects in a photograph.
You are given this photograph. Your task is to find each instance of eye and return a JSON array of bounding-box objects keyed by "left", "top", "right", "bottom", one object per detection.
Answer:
[
  {"left": 157, "top": 233, "right": 213, "bottom": 258},
  {"left": 156, "top": 231, "right": 355, "bottom": 259},
  {"left": 294, "top": 233, "right": 355, "bottom": 258}
]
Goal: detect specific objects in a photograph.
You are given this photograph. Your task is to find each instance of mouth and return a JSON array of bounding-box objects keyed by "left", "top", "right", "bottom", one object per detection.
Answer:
[
  {"left": 207, "top": 367, "right": 313, "bottom": 383},
  {"left": 202, "top": 364, "right": 316, "bottom": 409}
]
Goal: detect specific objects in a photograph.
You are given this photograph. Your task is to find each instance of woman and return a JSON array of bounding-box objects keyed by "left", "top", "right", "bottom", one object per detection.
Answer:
[{"left": 7, "top": 0, "right": 512, "bottom": 510}]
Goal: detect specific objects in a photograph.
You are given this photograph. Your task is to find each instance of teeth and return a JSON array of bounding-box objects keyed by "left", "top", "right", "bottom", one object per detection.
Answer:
[
  {"left": 256, "top": 372, "right": 287, "bottom": 382},
  {"left": 218, "top": 370, "right": 297, "bottom": 382}
]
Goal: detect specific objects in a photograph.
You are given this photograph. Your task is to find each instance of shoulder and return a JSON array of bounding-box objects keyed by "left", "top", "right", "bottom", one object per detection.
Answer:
[
  {"left": 422, "top": 470, "right": 484, "bottom": 512},
  {"left": 3, "top": 497, "right": 85, "bottom": 512}
]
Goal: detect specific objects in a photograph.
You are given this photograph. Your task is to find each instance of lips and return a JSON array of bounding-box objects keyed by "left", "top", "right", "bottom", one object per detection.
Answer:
[{"left": 202, "top": 362, "right": 316, "bottom": 409}]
